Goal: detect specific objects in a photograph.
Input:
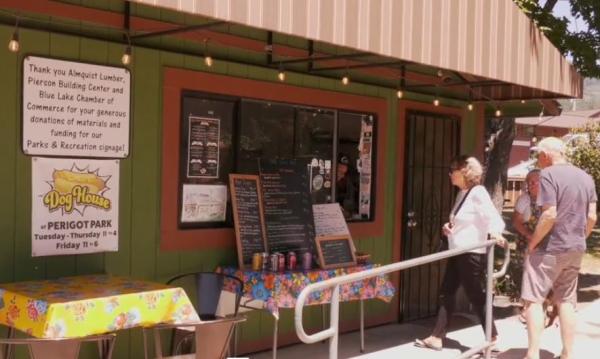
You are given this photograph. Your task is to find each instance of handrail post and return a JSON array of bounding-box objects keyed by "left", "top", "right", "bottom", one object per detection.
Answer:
[
  {"left": 484, "top": 242, "right": 494, "bottom": 359},
  {"left": 329, "top": 285, "right": 340, "bottom": 359}
]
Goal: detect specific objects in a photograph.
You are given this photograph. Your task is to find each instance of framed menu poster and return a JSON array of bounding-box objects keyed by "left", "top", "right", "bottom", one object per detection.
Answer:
[
  {"left": 316, "top": 235, "right": 356, "bottom": 269},
  {"left": 186, "top": 116, "right": 220, "bottom": 179}
]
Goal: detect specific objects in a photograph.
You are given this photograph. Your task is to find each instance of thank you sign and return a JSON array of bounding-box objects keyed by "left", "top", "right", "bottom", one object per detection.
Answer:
[
  {"left": 22, "top": 56, "right": 130, "bottom": 158},
  {"left": 32, "top": 157, "right": 119, "bottom": 256}
]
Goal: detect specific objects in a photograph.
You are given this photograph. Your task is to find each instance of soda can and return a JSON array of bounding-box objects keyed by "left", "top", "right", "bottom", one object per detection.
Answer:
[
  {"left": 278, "top": 253, "right": 285, "bottom": 272},
  {"left": 270, "top": 253, "right": 280, "bottom": 272},
  {"left": 252, "top": 253, "right": 263, "bottom": 271},
  {"left": 302, "top": 252, "right": 312, "bottom": 271},
  {"left": 287, "top": 251, "right": 297, "bottom": 271},
  {"left": 261, "top": 252, "right": 269, "bottom": 271}
]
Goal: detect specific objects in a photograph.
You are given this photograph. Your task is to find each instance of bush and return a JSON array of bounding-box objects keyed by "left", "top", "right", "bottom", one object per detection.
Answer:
[{"left": 567, "top": 123, "right": 600, "bottom": 196}]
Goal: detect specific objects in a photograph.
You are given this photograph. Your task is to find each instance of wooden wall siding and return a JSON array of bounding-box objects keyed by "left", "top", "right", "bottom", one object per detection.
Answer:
[{"left": 0, "top": 17, "right": 453, "bottom": 355}]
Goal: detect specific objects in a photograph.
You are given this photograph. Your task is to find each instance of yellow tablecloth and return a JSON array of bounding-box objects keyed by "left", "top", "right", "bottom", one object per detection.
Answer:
[{"left": 0, "top": 275, "right": 199, "bottom": 338}]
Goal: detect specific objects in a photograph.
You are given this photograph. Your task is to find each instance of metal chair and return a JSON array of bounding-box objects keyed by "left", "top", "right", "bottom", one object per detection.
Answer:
[
  {"left": 143, "top": 272, "right": 245, "bottom": 359},
  {"left": 0, "top": 333, "right": 116, "bottom": 359}
]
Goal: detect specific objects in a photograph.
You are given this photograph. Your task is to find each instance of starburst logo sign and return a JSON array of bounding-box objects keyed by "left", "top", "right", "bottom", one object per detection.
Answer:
[{"left": 42, "top": 165, "right": 112, "bottom": 215}]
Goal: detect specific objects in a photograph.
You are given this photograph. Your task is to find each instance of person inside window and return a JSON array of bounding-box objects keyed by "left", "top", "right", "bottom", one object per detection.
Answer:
[{"left": 336, "top": 153, "right": 358, "bottom": 218}]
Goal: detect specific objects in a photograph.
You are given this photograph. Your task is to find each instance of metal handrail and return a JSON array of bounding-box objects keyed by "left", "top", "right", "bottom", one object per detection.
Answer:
[{"left": 294, "top": 239, "right": 510, "bottom": 359}]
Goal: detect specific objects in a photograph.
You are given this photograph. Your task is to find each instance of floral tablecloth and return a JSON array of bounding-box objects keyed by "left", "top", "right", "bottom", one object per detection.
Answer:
[
  {"left": 218, "top": 264, "right": 395, "bottom": 319},
  {"left": 0, "top": 275, "right": 199, "bottom": 338}
]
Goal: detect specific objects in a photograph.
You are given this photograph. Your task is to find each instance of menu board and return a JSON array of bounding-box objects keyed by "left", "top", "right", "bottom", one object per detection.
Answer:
[
  {"left": 187, "top": 116, "right": 220, "bottom": 178},
  {"left": 229, "top": 174, "right": 267, "bottom": 269},
  {"left": 316, "top": 235, "right": 356, "bottom": 269},
  {"left": 259, "top": 159, "right": 316, "bottom": 257}
]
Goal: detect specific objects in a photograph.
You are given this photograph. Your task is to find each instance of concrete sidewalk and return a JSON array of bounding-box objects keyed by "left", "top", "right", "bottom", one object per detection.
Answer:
[{"left": 248, "top": 299, "right": 600, "bottom": 359}]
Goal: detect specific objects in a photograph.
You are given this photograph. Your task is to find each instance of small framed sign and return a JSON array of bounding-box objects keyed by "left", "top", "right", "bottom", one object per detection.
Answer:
[{"left": 316, "top": 235, "right": 356, "bottom": 269}]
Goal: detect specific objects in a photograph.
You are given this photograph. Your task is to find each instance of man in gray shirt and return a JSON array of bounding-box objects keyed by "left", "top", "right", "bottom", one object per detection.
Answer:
[{"left": 521, "top": 137, "right": 597, "bottom": 359}]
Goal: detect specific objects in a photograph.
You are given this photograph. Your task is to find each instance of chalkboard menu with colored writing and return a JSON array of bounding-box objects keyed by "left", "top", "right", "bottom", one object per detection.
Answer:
[
  {"left": 229, "top": 174, "right": 267, "bottom": 269},
  {"left": 316, "top": 235, "right": 356, "bottom": 269},
  {"left": 259, "top": 159, "right": 316, "bottom": 258}
]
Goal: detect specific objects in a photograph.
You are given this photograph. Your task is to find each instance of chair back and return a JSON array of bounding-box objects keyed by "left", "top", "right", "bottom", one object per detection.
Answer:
[
  {"left": 0, "top": 333, "right": 115, "bottom": 359},
  {"left": 167, "top": 272, "right": 243, "bottom": 321}
]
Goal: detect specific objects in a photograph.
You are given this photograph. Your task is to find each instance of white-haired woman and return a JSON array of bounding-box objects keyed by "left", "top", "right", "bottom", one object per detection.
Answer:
[{"left": 415, "top": 155, "right": 505, "bottom": 352}]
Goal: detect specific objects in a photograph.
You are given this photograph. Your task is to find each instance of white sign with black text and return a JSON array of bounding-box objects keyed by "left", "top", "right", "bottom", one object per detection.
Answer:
[
  {"left": 32, "top": 157, "right": 120, "bottom": 256},
  {"left": 22, "top": 56, "right": 130, "bottom": 158}
]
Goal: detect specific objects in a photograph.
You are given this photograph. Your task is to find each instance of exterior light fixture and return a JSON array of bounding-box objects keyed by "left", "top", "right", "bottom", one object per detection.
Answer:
[
  {"left": 495, "top": 108, "right": 502, "bottom": 117},
  {"left": 467, "top": 102, "right": 474, "bottom": 111},
  {"left": 121, "top": 45, "right": 132, "bottom": 65},
  {"left": 8, "top": 30, "right": 19, "bottom": 53},
  {"left": 433, "top": 98, "right": 440, "bottom": 106},
  {"left": 396, "top": 89, "right": 404, "bottom": 99},
  {"left": 203, "top": 39, "right": 213, "bottom": 67},
  {"left": 121, "top": 32, "right": 132, "bottom": 65},
  {"left": 277, "top": 63, "right": 285, "bottom": 82},
  {"left": 520, "top": 99, "right": 526, "bottom": 104},
  {"left": 8, "top": 18, "right": 19, "bottom": 53},
  {"left": 342, "top": 74, "right": 349, "bottom": 85}
]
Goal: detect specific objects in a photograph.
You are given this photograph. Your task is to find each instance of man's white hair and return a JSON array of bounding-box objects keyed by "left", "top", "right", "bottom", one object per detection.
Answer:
[{"left": 534, "top": 136, "right": 566, "bottom": 158}]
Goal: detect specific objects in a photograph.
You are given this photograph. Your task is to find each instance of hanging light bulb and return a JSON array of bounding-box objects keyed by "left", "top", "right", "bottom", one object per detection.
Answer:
[
  {"left": 121, "top": 45, "right": 132, "bottom": 65},
  {"left": 433, "top": 98, "right": 440, "bottom": 106},
  {"left": 531, "top": 136, "right": 538, "bottom": 143},
  {"left": 467, "top": 102, "right": 474, "bottom": 111},
  {"left": 277, "top": 63, "right": 285, "bottom": 82},
  {"left": 495, "top": 108, "right": 502, "bottom": 117},
  {"left": 520, "top": 99, "right": 526, "bottom": 104},
  {"left": 204, "top": 55, "right": 213, "bottom": 67},
  {"left": 342, "top": 74, "right": 349, "bottom": 85},
  {"left": 203, "top": 38, "right": 213, "bottom": 67},
  {"left": 8, "top": 30, "right": 19, "bottom": 53},
  {"left": 396, "top": 89, "right": 404, "bottom": 99}
]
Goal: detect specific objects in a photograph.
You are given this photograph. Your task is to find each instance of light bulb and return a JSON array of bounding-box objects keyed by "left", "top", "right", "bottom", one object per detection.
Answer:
[
  {"left": 520, "top": 99, "right": 526, "bottom": 104},
  {"left": 495, "top": 109, "right": 502, "bottom": 117},
  {"left": 342, "top": 75, "right": 349, "bottom": 85},
  {"left": 433, "top": 98, "right": 440, "bottom": 106},
  {"left": 532, "top": 136, "right": 538, "bottom": 143},
  {"left": 278, "top": 70, "right": 285, "bottom": 82},
  {"left": 396, "top": 90, "right": 404, "bottom": 99},
  {"left": 467, "top": 103, "right": 474, "bottom": 111},
  {"left": 121, "top": 46, "right": 132, "bottom": 65},
  {"left": 204, "top": 55, "right": 213, "bottom": 67},
  {"left": 8, "top": 32, "right": 19, "bottom": 53}
]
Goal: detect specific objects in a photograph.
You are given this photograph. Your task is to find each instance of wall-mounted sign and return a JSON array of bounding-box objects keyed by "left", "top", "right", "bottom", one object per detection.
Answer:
[
  {"left": 186, "top": 116, "right": 220, "bottom": 178},
  {"left": 32, "top": 157, "right": 119, "bottom": 256},
  {"left": 22, "top": 56, "right": 130, "bottom": 158},
  {"left": 180, "top": 184, "right": 227, "bottom": 223}
]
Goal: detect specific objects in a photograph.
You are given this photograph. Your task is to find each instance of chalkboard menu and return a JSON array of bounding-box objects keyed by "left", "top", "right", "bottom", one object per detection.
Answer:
[
  {"left": 316, "top": 235, "right": 357, "bottom": 269},
  {"left": 187, "top": 116, "right": 220, "bottom": 178},
  {"left": 259, "top": 159, "right": 316, "bottom": 258},
  {"left": 229, "top": 174, "right": 267, "bottom": 269}
]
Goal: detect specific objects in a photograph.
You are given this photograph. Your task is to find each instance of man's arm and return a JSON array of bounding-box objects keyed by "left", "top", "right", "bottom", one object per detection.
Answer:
[
  {"left": 528, "top": 204, "right": 557, "bottom": 252},
  {"left": 586, "top": 202, "right": 597, "bottom": 238}
]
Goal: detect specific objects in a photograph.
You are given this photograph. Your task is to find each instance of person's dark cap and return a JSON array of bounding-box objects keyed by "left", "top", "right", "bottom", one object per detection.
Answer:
[{"left": 338, "top": 153, "right": 349, "bottom": 165}]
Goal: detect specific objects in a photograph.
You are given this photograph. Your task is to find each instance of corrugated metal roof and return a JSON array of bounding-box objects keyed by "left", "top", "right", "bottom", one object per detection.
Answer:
[{"left": 128, "top": 0, "right": 582, "bottom": 99}]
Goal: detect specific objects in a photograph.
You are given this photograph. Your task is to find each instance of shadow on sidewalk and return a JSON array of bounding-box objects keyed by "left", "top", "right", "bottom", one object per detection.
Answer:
[{"left": 498, "top": 348, "right": 555, "bottom": 359}]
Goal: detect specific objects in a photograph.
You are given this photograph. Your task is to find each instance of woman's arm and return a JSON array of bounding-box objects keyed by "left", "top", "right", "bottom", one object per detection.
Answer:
[
  {"left": 472, "top": 186, "right": 505, "bottom": 235},
  {"left": 512, "top": 210, "right": 532, "bottom": 241}
]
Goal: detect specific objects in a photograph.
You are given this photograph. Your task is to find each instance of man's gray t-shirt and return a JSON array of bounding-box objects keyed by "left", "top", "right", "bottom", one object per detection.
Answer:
[{"left": 537, "top": 163, "right": 597, "bottom": 253}]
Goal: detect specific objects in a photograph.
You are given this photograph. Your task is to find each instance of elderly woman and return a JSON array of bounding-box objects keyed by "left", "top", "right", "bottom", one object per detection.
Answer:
[{"left": 415, "top": 155, "right": 505, "bottom": 351}]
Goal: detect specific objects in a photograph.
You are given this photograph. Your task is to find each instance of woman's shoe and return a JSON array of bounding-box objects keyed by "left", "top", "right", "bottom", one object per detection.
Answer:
[{"left": 414, "top": 337, "right": 442, "bottom": 351}]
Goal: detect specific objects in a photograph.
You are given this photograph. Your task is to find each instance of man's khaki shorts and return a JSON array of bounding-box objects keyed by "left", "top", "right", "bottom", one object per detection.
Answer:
[{"left": 521, "top": 251, "right": 583, "bottom": 305}]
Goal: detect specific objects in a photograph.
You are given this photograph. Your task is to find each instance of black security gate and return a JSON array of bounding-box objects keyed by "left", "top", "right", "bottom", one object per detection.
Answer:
[{"left": 400, "top": 111, "right": 461, "bottom": 321}]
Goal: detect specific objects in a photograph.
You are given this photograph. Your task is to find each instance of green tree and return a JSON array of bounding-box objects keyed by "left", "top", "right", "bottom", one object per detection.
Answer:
[
  {"left": 513, "top": 0, "right": 600, "bottom": 78},
  {"left": 567, "top": 123, "right": 600, "bottom": 195}
]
